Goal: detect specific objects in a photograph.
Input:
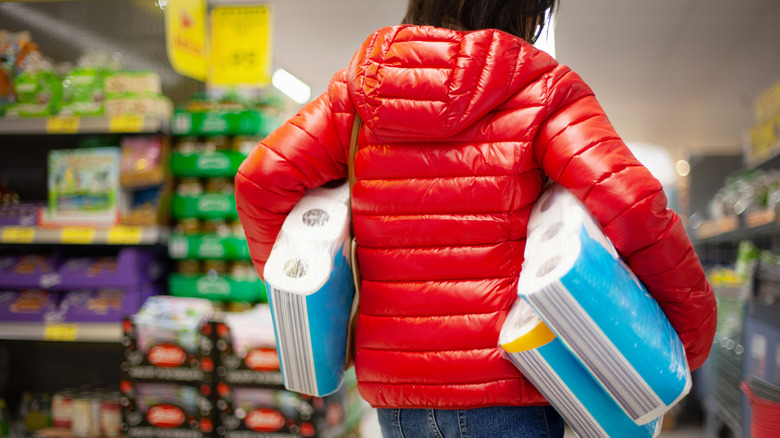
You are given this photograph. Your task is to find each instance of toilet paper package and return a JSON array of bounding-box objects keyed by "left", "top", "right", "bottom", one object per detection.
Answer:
[
  {"left": 515, "top": 184, "right": 691, "bottom": 425},
  {"left": 499, "top": 299, "right": 662, "bottom": 438},
  {"left": 263, "top": 186, "right": 355, "bottom": 396}
]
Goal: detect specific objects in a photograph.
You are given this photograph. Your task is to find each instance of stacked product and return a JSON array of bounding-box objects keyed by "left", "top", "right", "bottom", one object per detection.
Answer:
[
  {"left": 499, "top": 184, "right": 690, "bottom": 438},
  {"left": 213, "top": 305, "right": 360, "bottom": 438},
  {"left": 263, "top": 181, "right": 355, "bottom": 397},
  {"left": 10, "top": 387, "right": 122, "bottom": 438},
  {"left": 0, "top": 247, "right": 162, "bottom": 325},
  {"left": 121, "top": 296, "right": 360, "bottom": 437},
  {"left": 0, "top": 39, "right": 172, "bottom": 119},
  {"left": 167, "top": 94, "right": 281, "bottom": 306},
  {"left": 121, "top": 296, "right": 217, "bottom": 438}
]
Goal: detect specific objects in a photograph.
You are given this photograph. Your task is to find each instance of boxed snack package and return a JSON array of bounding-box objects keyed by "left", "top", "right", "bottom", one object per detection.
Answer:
[
  {"left": 214, "top": 305, "right": 283, "bottom": 387},
  {"left": 0, "top": 253, "right": 61, "bottom": 289},
  {"left": 122, "top": 296, "right": 215, "bottom": 383},
  {"left": 0, "top": 289, "right": 59, "bottom": 322},
  {"left": 215, "top": 384, "right": 347, "bottom": 438},
  {"left": 45, "top": 147, "right": 121, "bottom": 226},
  {"left": 120, "top": 381, "right": 214, "bottom": 438}
]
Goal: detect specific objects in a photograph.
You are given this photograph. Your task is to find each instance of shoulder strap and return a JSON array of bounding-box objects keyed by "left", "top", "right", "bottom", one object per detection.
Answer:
[{"left": 348, "top": 115, "right": 363, "bottom": 192}]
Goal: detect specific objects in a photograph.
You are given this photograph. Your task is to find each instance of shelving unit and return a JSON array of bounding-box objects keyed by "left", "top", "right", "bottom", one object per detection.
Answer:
[
  {"left": 0, "top": 116, "right": 169, "bottom": 135},
  {"left": 0, "top": 321, "right": 122, "bottom": 342},
  {"left": 0, "top": 225, "right": 167, "bottom": 245}
]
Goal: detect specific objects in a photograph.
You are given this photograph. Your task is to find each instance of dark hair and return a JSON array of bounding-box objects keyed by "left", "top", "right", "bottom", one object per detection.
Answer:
[{"left": 402, "top": 0, "right": 557, "bottom": 43}]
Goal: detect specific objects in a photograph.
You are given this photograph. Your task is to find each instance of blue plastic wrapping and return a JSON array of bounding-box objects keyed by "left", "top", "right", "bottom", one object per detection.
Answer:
[
  {"left": 263, "top": 181, "right": 356, "bottom": 396},
  {"left": 513, "top": 183, "right": 690, "bottom": 424},
  {"left": 499, "top": 299, "right": 662, "bottom": 437}
]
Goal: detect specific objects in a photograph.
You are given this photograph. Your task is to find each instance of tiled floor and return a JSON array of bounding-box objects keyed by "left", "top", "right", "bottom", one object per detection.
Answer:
[{"left": 358, "top": 407, "right": 706, "bottom": 437}]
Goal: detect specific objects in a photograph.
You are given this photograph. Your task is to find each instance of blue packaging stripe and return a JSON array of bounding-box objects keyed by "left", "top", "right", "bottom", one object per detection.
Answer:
[{"left": 557, "top": 226, "right": 688, "bottom": 404}]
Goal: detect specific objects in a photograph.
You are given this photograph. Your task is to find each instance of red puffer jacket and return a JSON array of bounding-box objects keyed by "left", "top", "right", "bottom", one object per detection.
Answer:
[{"left": 235, "top": 25, "right": 717, "bottom": 409}]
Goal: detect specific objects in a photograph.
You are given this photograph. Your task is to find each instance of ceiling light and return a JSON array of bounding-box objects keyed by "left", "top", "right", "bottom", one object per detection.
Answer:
[
  {"left": 272, "top": 69, "right": 311, "bottom": 104},
  {"left": 675, "top": 160, "right": 691, "bottom": 177}
]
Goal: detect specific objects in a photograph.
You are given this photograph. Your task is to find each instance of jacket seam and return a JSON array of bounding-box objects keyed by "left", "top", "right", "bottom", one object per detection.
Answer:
[
  {"left": 238, "top": 143, "right": 309, "bottom": 190},
  {"left": 677, "top": 305, "right": 716, "bottom": 335}
]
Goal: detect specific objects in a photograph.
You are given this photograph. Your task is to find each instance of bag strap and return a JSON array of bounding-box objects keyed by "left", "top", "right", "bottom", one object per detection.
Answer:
[
  {"left": 344, "top": 114, "right": 363, "bottom": 370},
  {"left": 348, "top": 115, "right": 362, "bottom": 193}
]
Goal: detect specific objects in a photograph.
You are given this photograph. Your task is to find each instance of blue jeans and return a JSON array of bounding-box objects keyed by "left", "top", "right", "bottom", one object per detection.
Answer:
[{"left": 377, "top": 406, "right": 565, "bottom": 438}]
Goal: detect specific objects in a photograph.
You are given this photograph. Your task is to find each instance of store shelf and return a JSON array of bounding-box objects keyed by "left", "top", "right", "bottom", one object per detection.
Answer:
[
  {"left": 0, "top": 321, "right": 122, "bottom": 342},
  {"left": 0, "top": 116, "right": 169, "bottom": 135},
  {"left": 0, "top": 225, "right": 168, "bottom": 245},
  {"left": 692, "top": 208, "right": 780, "bottom": 243}
]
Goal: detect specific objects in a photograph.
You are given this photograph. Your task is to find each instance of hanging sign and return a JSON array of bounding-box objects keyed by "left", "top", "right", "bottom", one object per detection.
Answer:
[
  {"left": 165, "top": 0, "right": 208, "bottom": 81},
  {"left": 209, "top": 5, "right": 273, "bottom": 86}
]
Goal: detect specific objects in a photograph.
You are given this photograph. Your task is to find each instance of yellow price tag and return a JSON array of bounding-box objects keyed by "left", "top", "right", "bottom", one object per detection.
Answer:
[
  {"left": 61, "top": 227, "right": 96, "bottom": 244},
  {"left": 44, "top": 323, "right": 79, "bottom": 341},
  {"left": 109, "top": 115, "right": 145, "bottom": 133},
  {"left": 108, "top": 226, "right": 144, "bottom": 244},
  {"left": 47, "top": 116, "right": 80, "bottom": 133},
  {"left": 210, "top": 5, "right": 273, "bottom": 86},
  {"left": 2, "top": 226, "right": 36, "bottom": 243}
]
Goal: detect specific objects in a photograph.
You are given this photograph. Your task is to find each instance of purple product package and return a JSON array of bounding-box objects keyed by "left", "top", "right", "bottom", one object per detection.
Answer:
[
  {"left": 0, "top": 290, "right": 59, "bottom": 322},
  {"left": 0, "top": 254, "right": 62, "bottom": 289},
  {"left": 52, "top": 283, "right": 161, "bottom": 323},
  {"left": 0, "top": 202, "right": 44, "bottom": 226},
  {"left": 53, "top": 247, "right": 161, "bottom": 290}
]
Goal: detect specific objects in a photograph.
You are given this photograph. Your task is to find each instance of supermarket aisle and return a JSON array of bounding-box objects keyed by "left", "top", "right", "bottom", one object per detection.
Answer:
[{"left": 358, "top": 407, "right": 706, "bottom": 437}]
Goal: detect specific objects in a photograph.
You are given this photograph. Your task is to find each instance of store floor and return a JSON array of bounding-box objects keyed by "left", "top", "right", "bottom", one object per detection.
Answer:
[{"left": 357, "top": 407, "right": 706, "bottom": 437}]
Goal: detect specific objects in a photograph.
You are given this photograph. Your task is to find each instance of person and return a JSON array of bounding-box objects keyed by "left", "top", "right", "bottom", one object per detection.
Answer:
[{"left": 235, "top": 0, "right": 718, "bottom": 436}]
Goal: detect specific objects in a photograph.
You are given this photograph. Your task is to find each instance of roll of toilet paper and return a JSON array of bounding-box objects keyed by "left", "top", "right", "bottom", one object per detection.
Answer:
[
  {"left": 306, "top": 179, "right": 350, "bottom": 205},
  {"left": 499, "top": 299, "right": 662, "bottom": 438},
  {"left": 525, "top": 183, "right": 616, "bottom": 259},
  {"left": 264, "top": 244, "right": 354, "bottom": 396},
  {"left": 518, "top": 184, "right": 690, "bottom": 425},
  {"left": 279, "top": 196, "right": 349, "bottom": 246}
]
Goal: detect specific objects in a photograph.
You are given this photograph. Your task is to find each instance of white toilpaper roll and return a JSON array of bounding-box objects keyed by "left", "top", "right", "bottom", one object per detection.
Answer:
[
  {"left": 499, "top": 299, "right": 662, "bottom": 438},
  {"left": 525, "top": 183, "right": 616, "bottom": 259},
  {"left": 263, "top": 191, "right": 355, "bottom": 397},
  {"left": 279, "top": 196, "right": 349, "bottom": 246},
  {"left": 517, "top": 183, "right": 691, "bottom": 425}
]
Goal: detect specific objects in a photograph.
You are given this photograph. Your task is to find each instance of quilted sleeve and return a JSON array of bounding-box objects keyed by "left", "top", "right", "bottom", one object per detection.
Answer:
[
  {"left": 531, "top": 65, "right": 717, "bottom": 370},
  {"left": 235, "top": 70, "right": 355, "bottom": 278}
]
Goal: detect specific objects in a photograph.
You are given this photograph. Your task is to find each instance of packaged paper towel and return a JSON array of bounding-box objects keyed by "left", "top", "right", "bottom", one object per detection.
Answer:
[
  {"left": 499, "top": 299, "right": 662, "bottom": 438},
  {"left": 516, "top": 183, "right": 690, "bottom": 425},
  {"left": 264, "top": 183, "right": 355, "bottom": 396}
]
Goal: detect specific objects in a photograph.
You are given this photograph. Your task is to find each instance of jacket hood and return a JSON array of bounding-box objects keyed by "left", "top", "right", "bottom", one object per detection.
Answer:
[{"left": 346, "top": 25, "right": 557, "bottom": 140}]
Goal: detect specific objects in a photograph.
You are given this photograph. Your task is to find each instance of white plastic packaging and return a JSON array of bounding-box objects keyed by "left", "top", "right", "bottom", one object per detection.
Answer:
[{"left": 263, "top": 180, "right": 355, "bottom": 396}]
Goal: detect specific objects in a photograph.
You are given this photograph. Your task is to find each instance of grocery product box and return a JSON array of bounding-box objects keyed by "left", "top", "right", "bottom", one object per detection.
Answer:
[
  {"left": 52, "top": 247, "right": 162, "bottom": 290},
  {"left": 0, "top": 253, "right": 61, "bottom": 289},
  {"left": 0, "top": 201, "right": 43, "bottom": 226},
  {"left": 215, "top": 384, "right": 348, "bottom": 438},
  {"left": 168, "top": 273, "right": 266, "bottom": 303},
  {"left": 46, "top": 147, "right": 121, "bottom": 227},
  {"left": 54, "top": 285, "right": 160, "bottom": 323},
  {"left": 121, "top": 297, "right": 215, "bottom": 383},
  {"left": 213, "top": 306, "right": 282, "bottom": 387},
  {"left": 121, "top": 380, "right": 215, "bottom": 438},
  {"left": 0, "top": 289, "right": 59, "bottom": 322}
]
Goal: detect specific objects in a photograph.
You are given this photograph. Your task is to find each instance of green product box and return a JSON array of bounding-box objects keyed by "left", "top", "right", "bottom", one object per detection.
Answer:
[
  {"left": 169, "top": 151, "right": 247, "bottom": 178},
  {"left": 170, "top": 110, "right": 264, "bottom": 136},
  {"left": 168, "top": 234, "right": 250, "bottom": 260},
  {"left": 171, "top": 193, "right": 238, "bottom": 220},
  {"left": 168, "top": 273, "right": 267, "bottom": 302}
]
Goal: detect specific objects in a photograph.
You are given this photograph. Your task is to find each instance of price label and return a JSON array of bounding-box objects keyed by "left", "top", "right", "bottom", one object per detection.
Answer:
[
  {"left": 46, "top": 116, "right": 80, "bottom": 133},
  {"left": 109, "top": 115, "right": 145, "bottom": 133},
  {"left": 44, "top": 323, "right": 79, "bottom": 341},
  {"left": 210, "top": 5, "right": 272, "bottom": 86},
  {"left": 61, "top": 227, "right": 96, "bottom": 244},
  {"left": 2, "top": 226, "right": 36, "bottom": 243},
  {"left": 108, "top": 226, "right": 144, "bottom": 244}
]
